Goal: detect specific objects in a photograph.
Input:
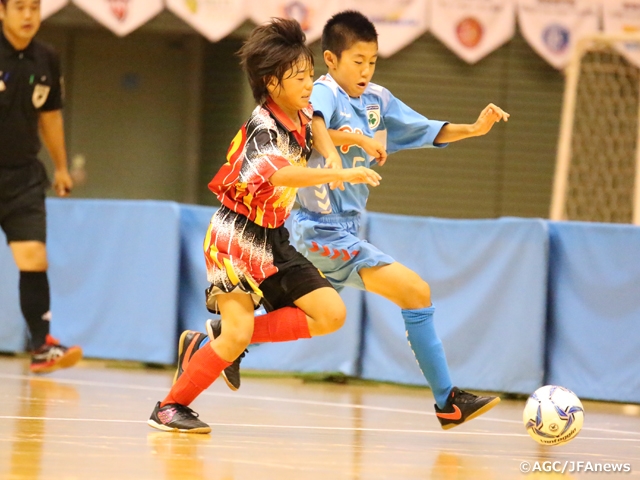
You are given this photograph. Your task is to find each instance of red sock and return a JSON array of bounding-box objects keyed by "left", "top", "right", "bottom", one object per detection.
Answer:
[
  {"left": 251, "top": 307, "right": 311, "bottom": 343},
  {"left": 161, "top": 344, "right": 231, "bottom": 407}
]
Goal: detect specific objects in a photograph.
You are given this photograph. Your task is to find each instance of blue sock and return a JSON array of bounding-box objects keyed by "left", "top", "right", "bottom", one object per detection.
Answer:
[{"left": 402, "top": 306, "right": 453, "bottom": 409}]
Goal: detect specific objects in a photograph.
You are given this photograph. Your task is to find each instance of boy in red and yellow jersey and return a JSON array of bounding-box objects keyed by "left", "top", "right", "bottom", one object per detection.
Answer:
[{"left": 148, "top": 18, "right": 380, "bottom": 433}]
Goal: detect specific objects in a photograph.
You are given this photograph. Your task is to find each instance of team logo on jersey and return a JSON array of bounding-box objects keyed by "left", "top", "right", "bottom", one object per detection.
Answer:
[
  {"left": 107, "top": 0, "right": 129, "bottom": 22},
  {"left": 338, "top": 125, "right": 363, "bottom": 153},
  {"left": 542, "top": 24, "right": 570, "bottom": 54},
  {"left": 32, "top": 84, "right": 51, "bottom": 109},
  {"left": 366, "top": 104, "right": 381, "bottom": 130}
]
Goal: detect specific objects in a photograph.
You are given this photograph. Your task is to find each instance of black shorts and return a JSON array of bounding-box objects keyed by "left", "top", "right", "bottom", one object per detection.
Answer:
[
  {"left": 205, "top": 206, "right": 333, "bottom": 313},
  {"left": 259, "top": 260, "right": 333, "bottom": 312},
  {"left": 0, "top": 162, "right": 49, "bottom": 244}
]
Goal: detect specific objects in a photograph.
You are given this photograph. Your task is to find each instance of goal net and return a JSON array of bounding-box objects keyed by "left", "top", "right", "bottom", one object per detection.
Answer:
[{"left": 550, "top": 34, "right": 640, "bottom": 224}]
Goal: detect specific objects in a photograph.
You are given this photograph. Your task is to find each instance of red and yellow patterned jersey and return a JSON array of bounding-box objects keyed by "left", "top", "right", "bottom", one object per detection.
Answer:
[{"left": 209, "top": 98, "right": 314, "bottom": 228}]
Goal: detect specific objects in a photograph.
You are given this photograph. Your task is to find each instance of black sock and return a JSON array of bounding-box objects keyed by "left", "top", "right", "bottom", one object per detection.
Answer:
[{"left": 19, "top": 271, "right": 51, "bottom": 350}]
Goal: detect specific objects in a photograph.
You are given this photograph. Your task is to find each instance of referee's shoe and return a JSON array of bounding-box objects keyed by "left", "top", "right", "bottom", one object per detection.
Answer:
[{"left": 30, "top": 335, "right": 83, "bottom": 374}]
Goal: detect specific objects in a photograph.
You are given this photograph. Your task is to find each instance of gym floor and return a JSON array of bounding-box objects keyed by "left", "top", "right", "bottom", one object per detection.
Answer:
[{"left": 0, "top": 356, "right": 638, "bottom": 479}]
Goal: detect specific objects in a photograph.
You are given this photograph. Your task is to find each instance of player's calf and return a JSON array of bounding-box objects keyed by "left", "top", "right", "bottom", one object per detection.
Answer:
[{"left": 206, "top": 319, "right": 245, "bottom": 391}]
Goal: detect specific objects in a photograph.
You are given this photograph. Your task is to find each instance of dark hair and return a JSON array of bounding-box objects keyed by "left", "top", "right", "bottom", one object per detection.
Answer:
[
  {"left": 322, "top": 10, "right": 378, "bottom": 59},
  {"left": 0, "top": 0, "right": 7, "bottom": 6},
  {"left": 238, "top": 18, "right": 314, "bottom": 105}
]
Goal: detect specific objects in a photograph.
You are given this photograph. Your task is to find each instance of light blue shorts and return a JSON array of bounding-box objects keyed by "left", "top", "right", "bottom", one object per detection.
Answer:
[{"left": 291, "top": 208, "right": 395, "bottom": 291}]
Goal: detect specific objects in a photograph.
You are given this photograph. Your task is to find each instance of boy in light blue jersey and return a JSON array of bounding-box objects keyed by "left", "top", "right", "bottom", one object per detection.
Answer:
[{"left": 292, "top": 10, "right": 510, "bottom": 430}]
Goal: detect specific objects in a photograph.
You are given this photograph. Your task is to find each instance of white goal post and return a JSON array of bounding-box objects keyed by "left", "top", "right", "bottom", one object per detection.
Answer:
[{"left": 550, "top": 33, "right": 640, "bottom": 224}]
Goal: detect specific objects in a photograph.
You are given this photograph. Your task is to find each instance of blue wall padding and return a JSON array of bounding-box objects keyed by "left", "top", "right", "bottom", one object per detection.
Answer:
[
  {"left": 2, "top": 199, "right": 640, "bottom": 404},
  {"left": 361, "top": 214, "right": 548, "bottom": 394},
  {"left": 0, "top": 199, "right": 181, "bottom": 363},
  {"left": 546, "top": 222, "right": 640, "bottom": 404}
]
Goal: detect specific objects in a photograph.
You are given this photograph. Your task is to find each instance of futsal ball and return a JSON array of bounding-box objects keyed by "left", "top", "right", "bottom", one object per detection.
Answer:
[{"left": 523, "top": 385, "right": 584, "bottom": 446}]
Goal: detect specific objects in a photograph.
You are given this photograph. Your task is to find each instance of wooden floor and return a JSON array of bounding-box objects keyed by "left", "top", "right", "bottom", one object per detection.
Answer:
[{"left": 0, "top": 356, "right": 639, "bottom": 480}]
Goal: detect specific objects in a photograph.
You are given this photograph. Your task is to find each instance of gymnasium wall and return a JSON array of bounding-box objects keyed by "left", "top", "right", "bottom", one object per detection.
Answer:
[
  {"left": 36, "top": 14, "right": 564, "bottom": 220},
  {"left": 1, "top": 200, "right": 639, "bottom": 405}
]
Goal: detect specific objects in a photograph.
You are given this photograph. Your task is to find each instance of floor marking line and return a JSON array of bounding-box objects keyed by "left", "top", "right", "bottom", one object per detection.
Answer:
[{"left": 1, "top": 372, "right": 638, "bottom": 437}]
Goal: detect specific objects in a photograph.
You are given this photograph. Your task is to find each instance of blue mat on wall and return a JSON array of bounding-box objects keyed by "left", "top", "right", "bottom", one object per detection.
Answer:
[
  {"left": 0, "top": 240, "right": 26, "bottom": 352},
  {"left": 360, "top": 214, "right": 549, "bottom": 394},
  {"left": 178, "top": 204, "right": 364, "bottom": 375},
  {"left": 546, "top": 222, "right": 640, "bottom": 403},
  {"left": 5, "top": 199, "right": 182, "bottom": 364}
]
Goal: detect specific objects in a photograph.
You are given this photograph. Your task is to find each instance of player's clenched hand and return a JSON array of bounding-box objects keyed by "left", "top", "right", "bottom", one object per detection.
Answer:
[
  {"left": 340, "top": 166, "right": 381, "bottom": 187},
  {"left": 324, "top": 150, "right": 345, "bottom": 191},
  {"left": 53, "top": 169, "right": 73, "bottom": 197},
  {"left": 360, "top": 136, "right": 388, "bottom": 166},
  {"left": 473, "top": 103, "right": 510, "bottom": 137}
]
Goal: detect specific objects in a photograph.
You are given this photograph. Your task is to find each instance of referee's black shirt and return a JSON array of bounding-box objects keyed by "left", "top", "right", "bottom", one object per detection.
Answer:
[{"left": 0, "top": 29, "right": 63, "bottom": 168}]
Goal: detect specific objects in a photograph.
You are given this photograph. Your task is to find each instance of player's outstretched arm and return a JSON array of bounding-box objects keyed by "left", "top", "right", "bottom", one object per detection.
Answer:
[
  {"left": 270, "top": 165, "right": 381, "bottom": 189},
  {"left": 434, "top": 103, "right": 510, "bottom": 144},
  {"left": 312, "top": 116, "right": 345, "bottom": 191}
]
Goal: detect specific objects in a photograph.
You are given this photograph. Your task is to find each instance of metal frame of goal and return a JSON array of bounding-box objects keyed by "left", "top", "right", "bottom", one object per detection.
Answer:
[{"left": 550, "top": 33, "right": 640, "bottom": 224}]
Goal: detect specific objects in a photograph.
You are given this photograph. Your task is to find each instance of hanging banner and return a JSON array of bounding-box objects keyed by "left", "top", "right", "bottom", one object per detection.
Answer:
[
  {"left": 518, "top": 0, "right": 600, "bottom": 70},
  {"left": 42, "top": 0, "right": 69, "bottom": 20},
  {"left": 247, "top": 0, "right": 342, "bottom": 44},
  {"left": 72, "top": 0, "right": 164, "bottom": 37},
  {"left": 431, "top": 0, "right": 515, "bottom": 64},
  {"left": 347, "top": 0, "right": 429, "bottom": 58},
  {"left": 166, "top": 0, "right": 247, "bottom": 42},
  {"left": 603, "top": 0, "right": 640, "bottom": 68}
]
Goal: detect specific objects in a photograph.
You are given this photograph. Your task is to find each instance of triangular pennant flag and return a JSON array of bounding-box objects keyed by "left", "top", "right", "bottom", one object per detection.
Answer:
[
  {"left": 42, "top": 0, "right": 69, "bottom": 20},
  {"left": 431, "top": 0, "right": 515, "bottom": 64},
  {"left": 72, "top": 0, "right": 163, "bottom": 37},
  {"left": 347, "top": 0, "right": 429, "bottom": 58},
  {"left": 166, "top": 0, "right": 247, "bottom": 42},
  {"left": 518, "top": 0, "right": 600, "bottom": 70},
  {"left": 603, "top": 0, "right": 640, "bottom": 68},
  {"left": 247, "top": 0, "right": 342, "bottom": 44}
]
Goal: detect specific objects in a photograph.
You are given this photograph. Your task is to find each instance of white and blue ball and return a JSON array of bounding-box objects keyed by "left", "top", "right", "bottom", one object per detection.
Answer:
[{"left": 523, "top": 385, "right": 584, "bottom": 446}]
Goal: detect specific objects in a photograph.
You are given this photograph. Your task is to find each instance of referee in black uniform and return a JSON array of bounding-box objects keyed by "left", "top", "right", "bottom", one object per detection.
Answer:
[{"left": 1, "top": 0, "right": 81, "bottom": 373}]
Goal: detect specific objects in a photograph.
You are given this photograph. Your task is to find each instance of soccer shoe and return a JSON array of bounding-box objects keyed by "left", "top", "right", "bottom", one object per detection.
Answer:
[
  {"left": 205, "top": 319, "right": 245, "bottom": 391},
  {"left": 148, "top": 402, "right": 211, "bottom": 434},
  {"left": 435, "top": 387, "right": 500, "bottom": 430},
  {"left": 173, "top": 330, "right": 208, "bottom": 385},
  {"left": 30, "top": 334, "right": 83, "bottom": 374}
]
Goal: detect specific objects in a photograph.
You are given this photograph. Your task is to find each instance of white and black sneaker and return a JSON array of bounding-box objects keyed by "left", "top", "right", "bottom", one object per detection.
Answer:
[
  {"left": 30, "top": 334, "right": 83, "bottom": 374},
  {"left": 148, "top": 402, "right": 211, "bottom": 434}
]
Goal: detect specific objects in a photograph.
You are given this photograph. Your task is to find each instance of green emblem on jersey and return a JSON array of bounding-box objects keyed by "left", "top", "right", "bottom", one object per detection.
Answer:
[{"left": 366, "top": 104, "right": 381, "bottom": 129}]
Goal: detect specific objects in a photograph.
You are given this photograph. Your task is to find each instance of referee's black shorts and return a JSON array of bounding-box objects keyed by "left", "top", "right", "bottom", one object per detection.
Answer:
[{"left": 0, "top": 162, "right": 50, "bottom": 244}]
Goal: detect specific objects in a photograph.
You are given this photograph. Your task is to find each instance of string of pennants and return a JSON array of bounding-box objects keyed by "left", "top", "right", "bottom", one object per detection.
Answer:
[{"left": 41, "top": 0, "right": 640, "bottom": 68}]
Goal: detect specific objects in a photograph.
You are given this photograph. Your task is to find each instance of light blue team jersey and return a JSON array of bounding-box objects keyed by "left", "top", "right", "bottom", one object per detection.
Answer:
[{"left": 297, "top": 74, "right": 449, "bottom": 214}]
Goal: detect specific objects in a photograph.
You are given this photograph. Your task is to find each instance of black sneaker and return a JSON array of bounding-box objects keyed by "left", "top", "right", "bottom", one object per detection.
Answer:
[
  {"left": 30, "top": 334, "right": 83, "bottom": 374},
  {"left": 435, "top": 387, "right": 500, "bottom": 430},
  {"left": 173, "top": 330, "right": 208, "bottom": 385},
  {"left": 206, "top": 319, "right": 245, "bottom": 391},
  {"left": 148, "top": 401, "right": 211, "bottom": 434}
]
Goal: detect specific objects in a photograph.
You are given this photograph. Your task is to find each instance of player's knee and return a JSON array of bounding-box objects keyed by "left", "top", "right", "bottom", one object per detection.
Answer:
[
  {"left": 315, "top": 302, "right": 347, "bottom": 335},
  {"left": 14, "top": 245, "right": 48, "bottom": 271},
  {"left": 401, "top": 280, "right": 431, "bottom": 310},
  {"left": 219, "top": 325, "right": 252, "bottom": 354}
]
